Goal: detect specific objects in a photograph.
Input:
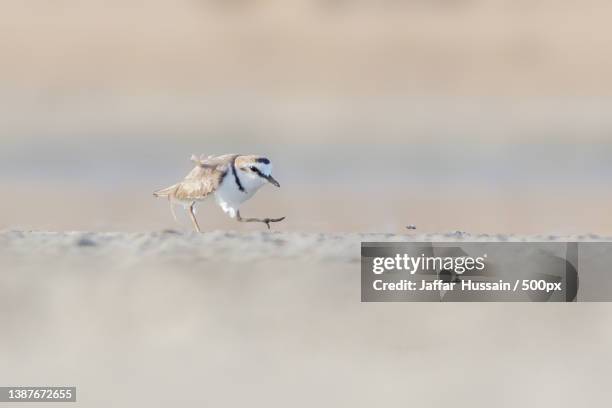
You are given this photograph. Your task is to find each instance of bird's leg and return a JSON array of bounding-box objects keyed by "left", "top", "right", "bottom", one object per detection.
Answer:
[
  {"left": 188, "top": 202, "right": 201, "bottom": 233},
  {"left": 236, "top": 211, "right": 286, "bottom": 230},
  {"left": 169, "top": 197, "right": 178, "bottom": 222}
]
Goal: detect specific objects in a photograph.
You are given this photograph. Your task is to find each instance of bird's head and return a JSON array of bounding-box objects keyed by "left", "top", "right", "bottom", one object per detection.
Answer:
[{"left": 235, "top": 155, "right": 280, "bottom": 188}]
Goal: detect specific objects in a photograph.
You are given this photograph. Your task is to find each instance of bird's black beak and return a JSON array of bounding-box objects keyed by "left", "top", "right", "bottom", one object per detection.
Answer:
[{"left": 266, "top": 175, "right": 280, "bottom": 187}]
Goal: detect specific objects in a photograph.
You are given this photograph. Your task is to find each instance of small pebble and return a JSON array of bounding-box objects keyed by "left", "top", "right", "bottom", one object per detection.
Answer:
[{"left": 76, "top": 237, "right": 97, "bottom": 247}]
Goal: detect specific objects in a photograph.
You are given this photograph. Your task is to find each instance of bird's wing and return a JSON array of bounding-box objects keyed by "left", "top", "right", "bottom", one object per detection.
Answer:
[
  {"left": 195, "top": 154, "right": 238, "bottom": 168},
  {"left": 173, "top": 154, "right": 237, "bottom": 201}
]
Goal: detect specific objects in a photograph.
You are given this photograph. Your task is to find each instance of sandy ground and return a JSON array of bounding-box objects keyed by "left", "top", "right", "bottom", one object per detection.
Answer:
[
  {"left": 1, "top": 230, "right": 612, "bottom": 407},
  {"left": 4, "top": 182, "right": 612, "bottom": 235}
]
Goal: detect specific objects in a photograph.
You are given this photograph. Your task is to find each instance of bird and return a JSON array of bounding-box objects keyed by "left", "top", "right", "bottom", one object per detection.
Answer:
[{"left": 153, "top": 154, "right": 285, "bottom": 232}]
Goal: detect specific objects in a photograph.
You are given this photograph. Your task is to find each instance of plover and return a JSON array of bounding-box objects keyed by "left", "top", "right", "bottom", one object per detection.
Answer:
[{"left": 154, "top": 154, "right": 285, "bottom": 232}]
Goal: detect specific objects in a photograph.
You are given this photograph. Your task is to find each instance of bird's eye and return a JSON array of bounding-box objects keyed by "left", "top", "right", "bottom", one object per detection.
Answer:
[{"left": 250, "top": 166, "right": 258, "bottom": 172}]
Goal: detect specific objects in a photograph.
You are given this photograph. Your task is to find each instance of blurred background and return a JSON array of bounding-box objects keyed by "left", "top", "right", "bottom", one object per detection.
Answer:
[
  {"left": 4, "top": 3, "right": 612, "bottom": 407},
  {"left": 2, "top": 0, "right": 612, "bottom": 233}
]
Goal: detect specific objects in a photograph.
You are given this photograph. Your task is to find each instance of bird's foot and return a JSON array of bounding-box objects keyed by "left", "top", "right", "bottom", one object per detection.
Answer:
[{"left": 263, "top": 216, "right": 286, "bottom": 229}]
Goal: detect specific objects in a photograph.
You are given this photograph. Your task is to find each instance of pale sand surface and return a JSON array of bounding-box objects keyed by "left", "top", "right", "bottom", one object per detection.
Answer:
[
  {"left": 3, "top": 183, "right": 612, "bottom": 235},
  {"left": 1, "top": 231, "right": 611, "bottom": 407}
]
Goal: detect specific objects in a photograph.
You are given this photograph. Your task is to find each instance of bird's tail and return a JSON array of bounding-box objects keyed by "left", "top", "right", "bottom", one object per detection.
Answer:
[
  {"left": 153, "top": 184, "right": 179, "bottom": 198},
  {"left": 153, "top": 184, "right": 180, "bottom": 221}
]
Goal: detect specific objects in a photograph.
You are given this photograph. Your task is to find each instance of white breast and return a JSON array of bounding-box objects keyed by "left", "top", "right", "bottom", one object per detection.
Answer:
[{"left": 214, "top": 169, "right": 263, "bottom": 218}]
